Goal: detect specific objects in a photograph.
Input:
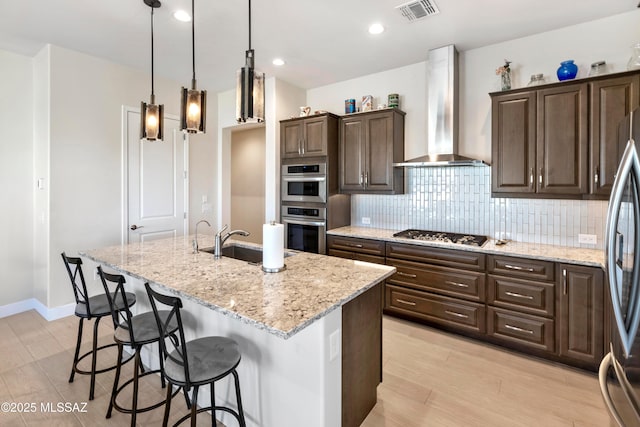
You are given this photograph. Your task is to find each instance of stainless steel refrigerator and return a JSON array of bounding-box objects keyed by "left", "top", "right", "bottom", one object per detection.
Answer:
[{"left": 600, "top": 107, "right": 640, "bottom": 426}]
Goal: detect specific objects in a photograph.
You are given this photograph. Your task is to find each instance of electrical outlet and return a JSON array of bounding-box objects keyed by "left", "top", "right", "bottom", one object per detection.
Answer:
[
  {"left": 361, "top": 217, "right": 371, "bottom": 225},
  {"left": 578, "top": 234, "right": 597, "bottom": 245},
  {"left": 329, "top": 329, "right": 340, "bottom": 361}
]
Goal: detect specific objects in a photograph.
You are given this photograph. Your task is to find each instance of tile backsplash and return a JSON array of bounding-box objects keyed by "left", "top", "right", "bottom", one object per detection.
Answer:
[{"left": 352, "top": 166, "right": 608, "bottom": 249}]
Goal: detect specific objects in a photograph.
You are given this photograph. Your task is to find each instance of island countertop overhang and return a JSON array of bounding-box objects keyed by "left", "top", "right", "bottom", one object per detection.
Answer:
[{"left": 80, "top": 235, "right": 395, "bottom": 339}]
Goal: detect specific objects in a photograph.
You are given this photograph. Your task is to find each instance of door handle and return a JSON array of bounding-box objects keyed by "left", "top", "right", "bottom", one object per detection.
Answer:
[{"left": 130, "top": 224, "right": 144, "bottom": 230}]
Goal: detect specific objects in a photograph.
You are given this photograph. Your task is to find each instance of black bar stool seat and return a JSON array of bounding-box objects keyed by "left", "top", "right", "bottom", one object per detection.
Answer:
[{"left": 62, "top": 252, "right": 136, "bottom": 401}]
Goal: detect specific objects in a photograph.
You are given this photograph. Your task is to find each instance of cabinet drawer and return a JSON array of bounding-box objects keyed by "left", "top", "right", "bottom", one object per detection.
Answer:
[
  {"left": 328, "top": 249, "right": 385, "bottom": 265},
  {"left": 488, "top": 274, "right": 555, "bottom": 317},
  {"left": 385, "top": 285, "right": 486, "bottom": 334},
  {"left": 487, "top": 307, "right": 555, "bottom": 352},
  {"left": 386, "top": 242, "right": 485, "bottom": 271},
  {"left": 386, "top": 259, "right": 485, "bottom": 302},
  {"left": 327, "top": 235, "right": 385, "bottom": 256},
  {"left": 487, "top": 255, "right": 555, "bottom": 281}
]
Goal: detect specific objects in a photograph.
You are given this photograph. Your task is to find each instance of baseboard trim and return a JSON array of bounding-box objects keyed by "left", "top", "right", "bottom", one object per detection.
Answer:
[{"left": 0, "top": 298, "right": 75, "bottom": 321}]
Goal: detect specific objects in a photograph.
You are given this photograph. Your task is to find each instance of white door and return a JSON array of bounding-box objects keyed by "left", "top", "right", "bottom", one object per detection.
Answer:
[{"left": 124, "top": 108, "right": 188, "bottom": 243}]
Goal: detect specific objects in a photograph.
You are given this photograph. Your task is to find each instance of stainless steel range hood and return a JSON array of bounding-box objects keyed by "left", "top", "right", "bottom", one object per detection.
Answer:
[{"left": 394, "top": 45, "right": 488, "bottom": 167}]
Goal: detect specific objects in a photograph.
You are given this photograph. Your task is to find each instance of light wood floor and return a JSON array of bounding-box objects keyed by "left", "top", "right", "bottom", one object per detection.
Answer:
[{"left": 0, "top": 310, "right": 610, "bottom": 426}]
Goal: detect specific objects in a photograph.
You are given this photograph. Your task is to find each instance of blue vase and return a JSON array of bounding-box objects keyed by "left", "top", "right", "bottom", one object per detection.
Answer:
[{"left": 557, "top": 60, "right": 578, "bottom": 81}]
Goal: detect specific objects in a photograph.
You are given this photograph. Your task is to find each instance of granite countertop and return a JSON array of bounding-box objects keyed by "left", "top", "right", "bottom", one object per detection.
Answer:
[
  {"left": 327, "top": 226, "right": 605, "bottom": 268},
  {"left": 80, "top": 235, "right": 395, "bottom": 339}
]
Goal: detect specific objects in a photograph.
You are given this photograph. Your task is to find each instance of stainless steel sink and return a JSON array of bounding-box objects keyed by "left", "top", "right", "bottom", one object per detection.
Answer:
[{"left": 200, "top": 245, "right": 263, "bottom": 263}]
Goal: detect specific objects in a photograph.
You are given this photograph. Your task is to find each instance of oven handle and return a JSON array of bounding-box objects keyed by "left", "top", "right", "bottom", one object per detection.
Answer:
[
  {"left": 282, "top": 176, "right": 326, "bottom": 182},
  {"left": 282, "top": 218, "right": 326, "bottom": 227}
]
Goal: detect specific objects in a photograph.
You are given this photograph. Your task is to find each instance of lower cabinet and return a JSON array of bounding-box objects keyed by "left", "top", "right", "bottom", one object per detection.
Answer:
[
  {"left": 558, "top": 264, "right": 605, "bottom": 369},
  {"left": 327, "top": 235, "right": 605, "bottom": 371}
]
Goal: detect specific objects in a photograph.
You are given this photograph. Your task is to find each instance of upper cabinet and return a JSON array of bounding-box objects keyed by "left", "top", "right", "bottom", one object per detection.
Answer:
[
  {"left": 589, "top": 74, "right": 640, "bottom": 196},
  {"left": 491, "top": 70, "right": 640, "bottom": 199},
  {"left": 281, "top": 113, "right": 339, "bottom": 159},
  {"left": 339, "top": 109, "right": 405, "bottom": 194}
]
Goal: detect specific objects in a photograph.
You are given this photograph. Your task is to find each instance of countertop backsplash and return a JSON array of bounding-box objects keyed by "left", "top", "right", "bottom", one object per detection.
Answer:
[{"left": 351, "top": 166, "right": 608, "bottom": 250}]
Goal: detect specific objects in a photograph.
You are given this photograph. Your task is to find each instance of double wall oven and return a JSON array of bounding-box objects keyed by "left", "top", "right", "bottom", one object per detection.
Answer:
[{"left": 281, "top": 162, "right": 328, "bottom": 254}]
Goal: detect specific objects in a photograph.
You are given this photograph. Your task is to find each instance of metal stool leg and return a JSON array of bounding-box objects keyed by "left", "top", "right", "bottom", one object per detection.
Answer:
[
  {"left": 162, "top": 382, "right": 173, "bottom": 427},
  {"left": 89, "top": 316, "right": 101, "bottom": 400},
  {"left": 131, "top": 348, "right": 141, "bottom": 427},
  {"left": 69, "top": 317, "right": 84, "bottom": 383},
  {"left": 106, "top": 343, "right": 123, "bottom": 419},
  {"left": 190, "top": 385, "right": 199, "bottom": 427},
  {"left": 233, "top": 370, "right": 246, "bottom": 427},
  {"left": 210, "top": 382, "right": 215, "bottom": 426}
]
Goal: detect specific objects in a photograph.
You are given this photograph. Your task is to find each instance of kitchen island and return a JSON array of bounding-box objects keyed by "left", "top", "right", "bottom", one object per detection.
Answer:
[{"left": 80, "top": 235, "right": 395, "bottom": 427}]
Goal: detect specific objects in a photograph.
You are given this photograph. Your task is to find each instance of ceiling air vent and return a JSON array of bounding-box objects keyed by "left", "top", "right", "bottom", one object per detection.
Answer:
[{"left": 396, "top": 0, "right": 440, "bottom": 22}]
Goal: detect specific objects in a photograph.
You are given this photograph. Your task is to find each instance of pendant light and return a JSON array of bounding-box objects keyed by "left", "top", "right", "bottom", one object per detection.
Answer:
[
  {"left": 236, "top": 0, "right": 265, "bottom": 123},
  {"left": 180, "top": 0, "right": 206, "bottom": 133},
  {"left": 140, "top": 0, "right": 164, "bottom": 141}
]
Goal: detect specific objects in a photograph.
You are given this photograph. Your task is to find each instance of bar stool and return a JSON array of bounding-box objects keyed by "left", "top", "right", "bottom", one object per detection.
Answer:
[
  {"left": 62, "top": 252, "right": 136, "bottom": 400},
  {"left": 145, "top": 283, "right": 246, "bottom": 427},
  {"left": 98, "top": 266, "right": 180, "bottom": 426}
]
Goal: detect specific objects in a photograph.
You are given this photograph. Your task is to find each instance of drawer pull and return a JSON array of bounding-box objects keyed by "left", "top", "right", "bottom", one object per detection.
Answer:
[
  {"left": 445, "top": 281, "right": 469, "bottom": 288},
  {"left": 396, "top": 298, "right": 416, "bottom": 306},
  {"left": 505, "top": 324, "right": 534, "bottom": 335},
  {"left": 504, "top": 264, "right": 535, "bottom": 272},
  {"left": 348, "top": 243, "right": 364, "bottom": 248},
  {"left": 505, "top": 291, "right": 534, "bottom": 300},
  {"left": 445, "top": 310, "right": 469, "bottom": 319},
  {"left": 397, "top": 272, "right": 418, "bottom": 279}
]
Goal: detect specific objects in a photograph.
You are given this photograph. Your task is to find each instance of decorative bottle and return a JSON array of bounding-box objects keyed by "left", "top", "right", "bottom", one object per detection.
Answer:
[
  {"left": 628, "top": 43, "right": 640, "bottom": 71},
  {"left": 556, "top": 60, "right": 578, "bottom": 81}
]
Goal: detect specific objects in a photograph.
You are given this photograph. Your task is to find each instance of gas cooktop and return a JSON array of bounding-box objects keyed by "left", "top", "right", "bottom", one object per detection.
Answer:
[{"left": 392, "top": 229, "right": 488, "bottom": 247}]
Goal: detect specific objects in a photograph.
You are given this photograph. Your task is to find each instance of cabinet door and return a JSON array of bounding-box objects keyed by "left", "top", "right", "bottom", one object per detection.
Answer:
[
  {"left": 340, "top": 118, "right": 365, "bottom": 191},
  {"left": 491, "top": 91, "right": 536, "bottom": 194},
  {"left": 558, "top": 264, "right": 604, "bottom": 368},
  {"left": 281, "top": 121, "right": 303, "bottom": 158},
  {"left": 302, "top": 116, "right": 327, "bottom": 156},
  {"left": 589, "top": 74, "right": 640, "bottom": 197},
  {"left": 365, "top": 112, "right": 395, "bottom": 192},
  {"left": 536, "top": 84, "right": 588, "bottom": 195}
]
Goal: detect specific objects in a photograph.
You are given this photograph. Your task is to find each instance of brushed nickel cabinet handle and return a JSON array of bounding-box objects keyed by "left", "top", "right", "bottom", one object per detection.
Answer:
[
  {"left": 563, "top": 268, "right": 567, "bottom": 295},
  {"left": 359, "top": 173, "right": 364, "bottom": 186},
  {"left": 539, "top": 168, "right": 543, "bottom": 186},
  {"left": 505, "top": 324, "right": 534, "bottom": 334},
  {"left": 504, "top": 264, "right": 535, "bottom": 272},
  {"left": 347, "top": 243, "right": 363, "bottom": 248},
  {"left": 505, "top": 291, "right": 534, "bottom": 300},
  {"left": 529, "top": 168, "right": 534, "bottom": 187},
  {"left": 397, "top": 272, "right": 418, "bottom": 278},
  {"left": 445, "top": 310, "right": 468, "bottom": 319},
  {"left": 594, "top": 166, "right": 599, "bottom": 184},
  {"left": 364, "top": 172, "right": 368, "bottom": 187},
  {"left": 445, "top": 281, "right": 469, "bottom": 288},
  {"left": 396, "top": 298, "right": 416, "bottom": 306}
]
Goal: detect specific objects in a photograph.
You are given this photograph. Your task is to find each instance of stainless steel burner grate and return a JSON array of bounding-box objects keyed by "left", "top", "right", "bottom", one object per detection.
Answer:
[{"left": 392, "top": 229, "right": 488, "bottom": 247}]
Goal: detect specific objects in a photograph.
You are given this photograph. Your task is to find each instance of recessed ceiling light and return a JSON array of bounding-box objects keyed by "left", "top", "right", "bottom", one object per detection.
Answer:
[
  {"left": 173, "top": 10, "right": 191, "bottom": 22},
  {"left": 272, "top": 58, "right": 285, "bottom": 66},
  {"left": 368, "top": 23, "right": 385, "bottom": 35}
]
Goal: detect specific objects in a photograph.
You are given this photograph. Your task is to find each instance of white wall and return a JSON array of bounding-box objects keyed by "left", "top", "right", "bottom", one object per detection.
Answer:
[
  {"left": 231, "top": 126, "right": 266, "bottom": 243},
  {"left": 0, "top": 50, "right": 34, "bottom": 306},
  {"left": 307, "top": 63, "right": 427, "bottom": 161}
]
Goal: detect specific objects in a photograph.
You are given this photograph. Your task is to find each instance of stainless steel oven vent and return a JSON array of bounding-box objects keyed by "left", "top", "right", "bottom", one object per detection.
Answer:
[{"left": 396, "top": 0, "right": 440, "bottom": 22}]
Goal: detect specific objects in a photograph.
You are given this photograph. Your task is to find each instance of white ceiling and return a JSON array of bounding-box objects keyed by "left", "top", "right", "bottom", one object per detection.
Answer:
[{"left": 0, "top": 0, "right": 637, "bottom": 93}]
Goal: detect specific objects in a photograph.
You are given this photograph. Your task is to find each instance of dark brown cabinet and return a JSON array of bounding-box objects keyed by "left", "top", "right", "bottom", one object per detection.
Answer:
[
  {"left": 491, "top": 70, "right": 640, "bottom": 199},
  {"left": 558, "top": 264, "right": 604, "bottom": 369},
  {"left": 281, "top": 113, "right": 339, "bottom": 159},
  {"left": 339, "top": 109, "right": 405, "bottom": 194},
  {"left": 589, "top": 74, "right": 640, "bottom": 196},
  {"left": 326, "top": 235, "right": 385, "bottom": 264},
  {"left": 486, "top": 255, "right": 557, "bottom": 355},
  {"left": 491, "top": 84, "right": 588, "bottom": 196}
]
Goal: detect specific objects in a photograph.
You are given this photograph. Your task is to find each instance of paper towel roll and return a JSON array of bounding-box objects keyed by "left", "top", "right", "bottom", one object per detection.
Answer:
[{"left": 263, "top": 222, "right": 284, "bottom": 269}]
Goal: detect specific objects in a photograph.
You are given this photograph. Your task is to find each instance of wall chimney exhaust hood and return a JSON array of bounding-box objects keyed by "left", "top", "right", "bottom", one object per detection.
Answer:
[{"left": 394, "top": 45, "right": 488, "bottom": 167}]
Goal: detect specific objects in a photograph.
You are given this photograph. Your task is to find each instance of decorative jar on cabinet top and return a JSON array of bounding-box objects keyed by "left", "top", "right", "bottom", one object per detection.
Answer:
[{"left": 557, "top": 60, "right": 578, "bottom": 81}]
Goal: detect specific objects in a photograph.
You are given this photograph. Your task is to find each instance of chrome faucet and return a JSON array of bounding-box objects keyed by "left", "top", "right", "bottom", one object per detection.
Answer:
[
  {"left": 214, "top": 224, "right": 250, "bottom": 259},
  {"left": 193, "top": 219, "right": 211, "bottom": 253}
]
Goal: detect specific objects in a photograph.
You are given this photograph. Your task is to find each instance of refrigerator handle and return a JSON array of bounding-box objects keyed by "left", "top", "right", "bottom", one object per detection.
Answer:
[
  {"left": 599, "top": 352, "right": 626, "bottom": 427},
  {"left": 617, "top": 232, "right": 624, "bottom": 268}
]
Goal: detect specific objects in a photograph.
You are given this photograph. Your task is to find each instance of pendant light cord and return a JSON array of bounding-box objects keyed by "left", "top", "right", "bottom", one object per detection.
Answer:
[
  {"left": 248, "top": 0, "right": 252, "bottom": 50},
  {"left": 191, "top": 0, "right": 196, "bottom": 83},
  {"left": 150, "top": 6, "right": 155, "bottom": 97}
]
